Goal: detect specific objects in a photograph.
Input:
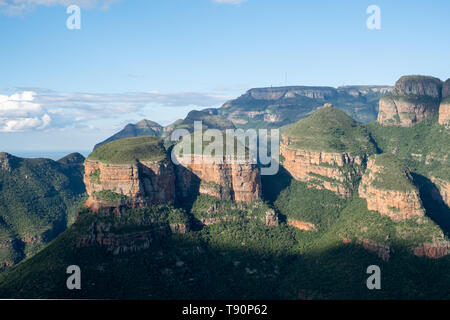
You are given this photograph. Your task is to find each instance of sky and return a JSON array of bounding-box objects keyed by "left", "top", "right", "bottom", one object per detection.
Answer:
[{"left": 0, "top": 0, "right": 449, "bottom": 155}]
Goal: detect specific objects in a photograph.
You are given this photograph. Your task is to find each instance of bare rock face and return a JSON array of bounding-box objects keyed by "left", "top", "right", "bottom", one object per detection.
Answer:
[
  {"left": 378, "top": 75, "right": 442, "bottom": 127},
  {"left": 358, "top": 156, "right": 425, "bottom": 221},
  {"left": 246, "top": 86, "right": 338, "bottom": 100},
  {"left": 280, "top": 137, "right": 363, "bottom": 197},
  {"left": 414, "top": 238, "right": 450, "bottom": 259},
  {"left": 0, "top": 152, "right": 12, "bottom": 171},
  {"left": 439, "top": 79, "right": 450, "bottom": 126},
  {"left": 287, "top": 219, "right": 317, "bottom": 231},
  {"left": 175, "top": 154, "right": 262, "bottom": 204},
  {"left": 84, "top": 159, "right": 175, "bottom": 213}
]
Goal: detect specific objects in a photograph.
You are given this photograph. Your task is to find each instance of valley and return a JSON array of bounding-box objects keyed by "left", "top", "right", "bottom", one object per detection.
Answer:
[{"left": 0, "top": 75, "right": 449, "bottom": 300}]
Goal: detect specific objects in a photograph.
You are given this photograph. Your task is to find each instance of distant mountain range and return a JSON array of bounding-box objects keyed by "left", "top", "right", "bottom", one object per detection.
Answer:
[{"left": 93, "top": 84, "right": 392, "bottom": 150}]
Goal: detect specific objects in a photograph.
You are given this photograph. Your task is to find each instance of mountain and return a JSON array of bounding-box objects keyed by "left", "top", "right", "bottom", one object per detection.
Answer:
[
  {"left": 218, "top": 85, "right": 392, "bottom": 129},
  {"left": 0, "top": 75, "right": 449, "bottom": 299},
  {"left": 439, "top": 79, "right": 450, "bottom": 126},
  {"left": 0, "top": 152, "right": 86, "bottom": 270},
  {"left": 95, "top": 83, "right": 390, "bottom": 151},
  {"left": 280, "top": 104, "right": 376, "bottom": 197},
  {"left": 378, "top": 75, "right": 443, "bottom": 127},
  {"left": 94, "top": 120, "right": 163, "bottom": 150},
  {"left": 94, "top": 109, "right": 236, "bottom": 150}
]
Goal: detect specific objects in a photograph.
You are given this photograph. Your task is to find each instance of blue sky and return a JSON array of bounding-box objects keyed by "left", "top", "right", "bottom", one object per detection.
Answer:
[{"left": 0, "top": 0, "right": 449, "bottom": 154}]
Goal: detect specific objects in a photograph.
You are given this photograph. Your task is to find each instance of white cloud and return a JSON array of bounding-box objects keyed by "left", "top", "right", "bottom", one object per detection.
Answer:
[
  {"left": 0, "top": 89, "right": 230, "bottom": 132},
  {"left": 213, "top": 0, "right": 247, "bottom": 4},
  {"left": 0, "top": 91, "right": 52, "bottom": 132}
]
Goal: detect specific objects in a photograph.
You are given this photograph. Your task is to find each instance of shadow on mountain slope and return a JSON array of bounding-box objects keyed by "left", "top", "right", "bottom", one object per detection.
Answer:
[
  {"left": 0, "top": 218, "right": 449, "bottom": 300},
  {"left": 413, "top": 173, "right": 450, "bottom": 236}
]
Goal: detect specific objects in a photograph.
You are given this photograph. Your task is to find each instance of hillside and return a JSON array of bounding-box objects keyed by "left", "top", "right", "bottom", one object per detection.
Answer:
[
  {"left": 283, "top": 104, "right": 376, "bottom": 155},
  {"left": 88, "top": 136, "right": 167, "bottom": 164},
  {"left": 94, "top": 120, "right": 163, "bottom": 150},
  {"left": 1, "top": 188, "right": 449, "bottom": 299},
  {"left": 0, "top": 152, "right": 86, "bottom": 270}
]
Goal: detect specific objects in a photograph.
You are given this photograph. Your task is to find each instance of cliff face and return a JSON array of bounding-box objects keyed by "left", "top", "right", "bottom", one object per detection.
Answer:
[
  {"left": 175, "top": 154, "right": 262, "bottom": 204},
  {"left": 358, "top": 156, "right": 425, "bottom": 221},
  {"left": 378, "top": 76, "right": 442, "bottom": 127},
  {"left": 84, "top": 159, "right": 175, "bottom": 213},
  {"left": 280, "top": 137, "right": 363, "bottom": 197},
  {"left": 244, "top": 86, "right": 338, "bottom": 100},
  {"left": 439, "top": 79, "right": 450, "bottom": 126}
]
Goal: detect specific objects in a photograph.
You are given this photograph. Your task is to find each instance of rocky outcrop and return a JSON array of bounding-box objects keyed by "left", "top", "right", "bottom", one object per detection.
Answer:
[
  {"left": 280, "top": 138, "right": 363, "bottom": 197},
  {"left": 84, "top": 159, "right": 175, "bottom": 213},
  {"left": 0, "top": 152, "right": 13, "bottom": 171},
  {"left": 439, "top": 79, "right": 450, "bottom": 126},
  {"left": 378, "top": 75, "right": 442, "bottom": 127},
  {"left": 287, "top": 219, "right": 317, "bottom": 231},
  {"left": 414, "top": 238, "right": 450, "bottom": 259},
  {"left": 359, "top": 156, "right": 425, "bottom": 221},
  {"left": 175, "top": 154, "right": 262, "bottom": 204},
  {"left": 242, "top": 86, "right": 338, "bottom": 101}
]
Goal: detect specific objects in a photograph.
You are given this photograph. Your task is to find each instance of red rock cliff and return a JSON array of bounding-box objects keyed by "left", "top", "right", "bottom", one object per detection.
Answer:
[
  {"left": 174, "top": 154, "right": 261, "bottom": 204},
  {"left": 84, "top": 159, "right": 175, "bottom": 213},
  {"left": 358, "top": 157, "right": 425, "bottom": 221},
  {"left": 378, "top": 75, "right": 442, "bottom": 127},
  {"left": 280, "top": 137, "right": 363, "bottom": 197}
]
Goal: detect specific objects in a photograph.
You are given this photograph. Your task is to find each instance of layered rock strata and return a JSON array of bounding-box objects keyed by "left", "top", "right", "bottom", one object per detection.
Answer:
[
  {"left": 358, "top": 157, "right": 425, "bottom": 221},
  {"left": 378, "top": 75, "right": 442, "bottom": 127},
  {"left": 175, "top": 154, "right": 262, "bottom": 204}
]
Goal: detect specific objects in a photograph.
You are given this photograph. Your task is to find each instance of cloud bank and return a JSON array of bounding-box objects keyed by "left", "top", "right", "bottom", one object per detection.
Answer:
[{"left": 0, "top": 89, "right": 229, "bottom": 132}]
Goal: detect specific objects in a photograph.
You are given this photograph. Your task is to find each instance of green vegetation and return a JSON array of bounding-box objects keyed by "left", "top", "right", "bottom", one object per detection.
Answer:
[
  {"left": 369, "top": 154, "right": 416, "bottom": 191},
  {"left": 1, "top": 192, "right": 449, "bottom": 299},
  {"left": 367, "top": 116, "right": 450, "bottom": 181},
  {"left": 175, "top": 131, "right": 252, "bottom": 159},
  {"left": 284, "top": 105, "right": 377, "bottom": 156},
  {"left": 0, "top": 153, "right": 86, "bottom": 270},
  {"left": 190, "top": 195, "right": 270, "bottom": 220},
  {"left": 274, "top": 180, "right": 345, "bottom": 228},
  {"left": 89, "top": 169, "right": 100, "bottom": 184},
  {"left": 87, "top": 136, "right": 167, "bottom": 164},
  {"left": 92, "top": 190, "right": 128, "bottom": 202}
]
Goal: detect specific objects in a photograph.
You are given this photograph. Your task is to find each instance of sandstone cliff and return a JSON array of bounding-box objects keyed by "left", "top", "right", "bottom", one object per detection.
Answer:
[
  {"left": 439, "top": 79, "right": 450, "bottom": 126},
  {"left": 84, "top": 136, "right": 175, "bottom": 213},
  {"left": 358, "top": 155, "right": 425, "bottom": 221},
  {"left": 84, "top": 159, "right": 175, "bottom": 213},
  {"left": 175, "top": 154, "right": 262, "bottom": 204},
  {"left": 281, "top": 139, "right": 362, "bottom": 196},
  {"left": 378, "top": 75, "right": 442, "bottom": 127},
  {"left": 280, "top": 104, "right": 375, "bottom": 196}
]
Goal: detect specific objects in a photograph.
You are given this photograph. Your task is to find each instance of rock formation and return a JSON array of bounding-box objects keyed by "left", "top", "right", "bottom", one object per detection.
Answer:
[
  {"left": 84, "top": 159, "right": 175, "bottom": 213},
  {"left": 280, "top": 104, "right": 375, "bottom": 196},
  {"left": 287, "top": 219, "right": 317, "bottom": 231},
  {"left": 175, "top": 154, "right": 262, "bottom": 204},
  {"left": 359, "top": 155, "right": 425, "bottom": 221},
  {"left": 378, "top": 75, "right": 442, "bottom": 127},
  {"left": 439, "top": 79, "right": 450, "bottom": 126},
  {"left": 281, "top": 140, "right": 363, "bottom": 197},
  {"left": 414, "top": 238, "right": 450, "bottom": 258}
]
